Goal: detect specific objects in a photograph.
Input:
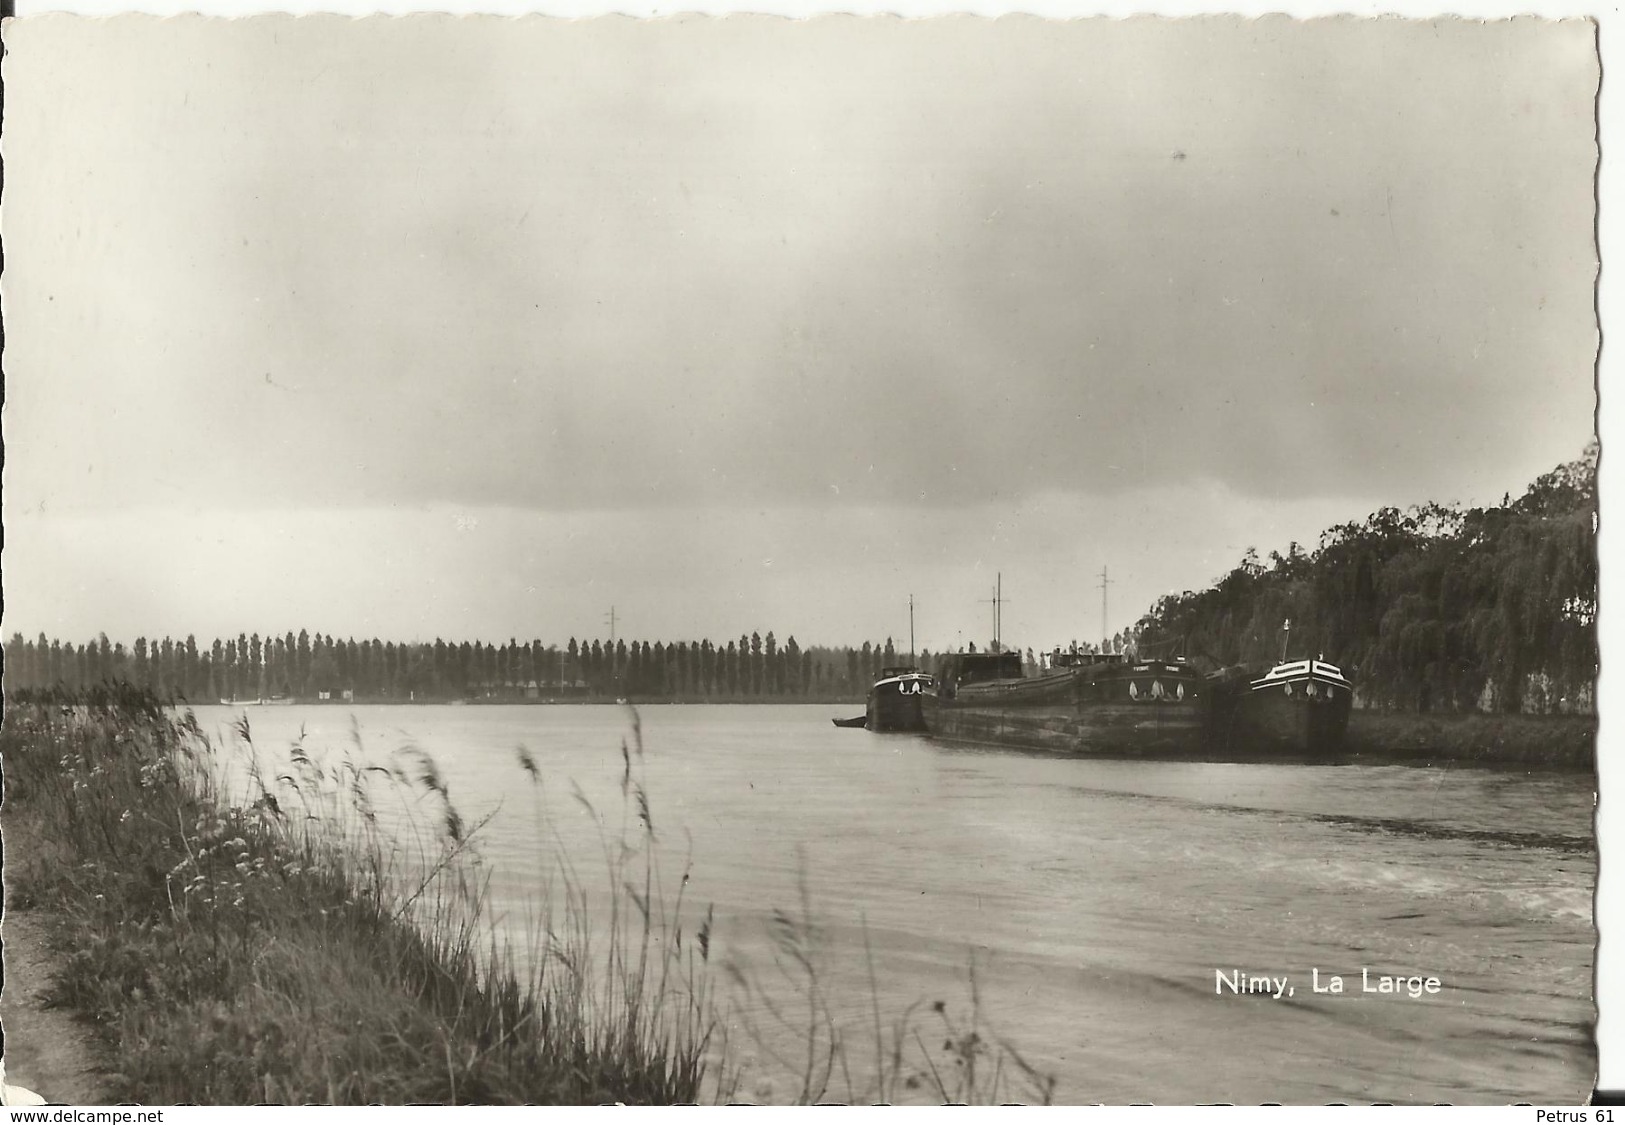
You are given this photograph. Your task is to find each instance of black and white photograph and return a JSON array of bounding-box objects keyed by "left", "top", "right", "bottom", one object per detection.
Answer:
[{"left": 0, "top": 11, "right": 1604, "bottom": 1106}]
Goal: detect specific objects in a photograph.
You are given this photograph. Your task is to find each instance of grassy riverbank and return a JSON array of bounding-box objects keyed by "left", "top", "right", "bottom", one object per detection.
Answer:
[
  {"left": 1, "top": 687, "right": 1054, "bottom": 1105},
  {"left": 0, "top": 686, "right": 719, "bottom": 1104},
  {"left": 1344, "top": 709, "right": 1596, "bottom": 768}
]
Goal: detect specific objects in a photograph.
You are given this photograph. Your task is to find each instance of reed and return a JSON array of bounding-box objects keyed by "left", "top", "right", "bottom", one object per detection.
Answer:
[
  {"left": 1, "top": 686, "right": 717, "bottom": 1104},
  {"left": 1, "top": 686, "right": 1052, "bottom": 1105},
  {"left": 721, "top": 873, "right": 1056, "bottom": 1105}
]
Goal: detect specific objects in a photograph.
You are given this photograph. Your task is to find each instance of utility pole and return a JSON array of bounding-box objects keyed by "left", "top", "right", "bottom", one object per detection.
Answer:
[
  {"left": 603, "top": 606, "right": 619, "bottom": 687},
  {"left": 1098, "top": 566, "right": 1113, "bottom": 651},
  {"left": 980, "top": 573, "right": 1006, "bottom": 652}
]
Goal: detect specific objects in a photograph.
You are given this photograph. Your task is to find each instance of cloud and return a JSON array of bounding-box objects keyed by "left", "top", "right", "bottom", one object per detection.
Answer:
[
  {"left": 1, "top": 14, "right": 1597, "bottom": 523},
  {"left": 0, "top": 484, "right": 1378, "bottom": 648}
]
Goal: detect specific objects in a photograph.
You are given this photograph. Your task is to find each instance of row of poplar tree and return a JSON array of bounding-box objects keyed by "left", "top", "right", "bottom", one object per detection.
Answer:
[
  {"left": 16, "top": 448, "right": 1591, "bottom": 712},
  {"left": 1, "top": 629, "right": 948, "bottom": 703}
]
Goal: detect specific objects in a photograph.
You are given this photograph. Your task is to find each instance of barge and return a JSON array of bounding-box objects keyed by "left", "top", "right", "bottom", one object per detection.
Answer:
[{"left": 924, "top": 648, "right": 1207, "bottom": 756}]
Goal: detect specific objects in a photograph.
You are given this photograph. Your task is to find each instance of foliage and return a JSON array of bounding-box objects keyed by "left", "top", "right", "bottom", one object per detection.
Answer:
[
  {"left": 4, "top": 633, "right": 912, "bottom": 704},
  {"left": 1134, "top": 445, "right": 1598, "bottom": 713}
]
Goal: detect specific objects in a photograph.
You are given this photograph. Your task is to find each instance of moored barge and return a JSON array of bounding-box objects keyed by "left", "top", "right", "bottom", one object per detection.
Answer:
[
  {"left": 867, "top": 666, "right": 935, "bottom": 732},
  {"left": 925, "top": 648, "right": 1207, "bottom": 756},
  {"left": 1232, "top": 657, "right": 1354, "bottom": 754}
]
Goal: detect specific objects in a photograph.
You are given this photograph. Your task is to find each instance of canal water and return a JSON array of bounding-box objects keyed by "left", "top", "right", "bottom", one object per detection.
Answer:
[{"left": 190, "top": 703, "right": 1595, "bottom": 1104}]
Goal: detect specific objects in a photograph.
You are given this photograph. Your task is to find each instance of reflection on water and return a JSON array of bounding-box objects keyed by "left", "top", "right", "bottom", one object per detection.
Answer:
[{"left": 192, "top": 703, "right": 1595, "bottom": 1104}]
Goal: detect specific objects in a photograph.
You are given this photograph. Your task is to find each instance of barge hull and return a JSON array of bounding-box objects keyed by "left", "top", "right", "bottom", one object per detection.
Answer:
[
  {"left": 1231, "top": 693, "right": 1351, "bottom": 754},
  {"left": 868, "top": 691, "right": 928, "bottom": 732},
  {"left": 927, "top": 700, "right": 1206, "bottom": 757}
]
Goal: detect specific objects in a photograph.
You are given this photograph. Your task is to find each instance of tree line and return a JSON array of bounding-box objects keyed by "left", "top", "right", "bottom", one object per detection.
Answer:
[
  {"left": 1, "top": 628, "right": 950, "bottom": 704},
  {"left": 8, "top": 448, "right": 1593, "bottom": 713},
  {"left": 1133, "top": 444, "right": 1598, "bottom": 715}
]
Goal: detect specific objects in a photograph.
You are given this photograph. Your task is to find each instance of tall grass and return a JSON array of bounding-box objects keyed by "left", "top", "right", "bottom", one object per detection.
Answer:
[
  {"left": 720, "top": 870, "right": 1055, "bottom": 1106},
  {"left": 1, "top": 686, "right": 1054, "bottom": 1104},
  {"left": 1, "top": 686, "right": 718, "bottom": 1103}
]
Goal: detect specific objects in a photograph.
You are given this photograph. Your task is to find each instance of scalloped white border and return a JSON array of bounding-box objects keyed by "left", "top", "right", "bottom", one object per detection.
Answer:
[
  {"left": 1, "top": 2, "right": 1614, "bottom": 1104},
  {"left": 3, "top": 1, "right": 1616, "bottom": 15}
]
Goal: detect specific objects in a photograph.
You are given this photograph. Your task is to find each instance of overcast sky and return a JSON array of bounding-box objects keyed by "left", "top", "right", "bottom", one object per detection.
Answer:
[{"left": 1, "top": 15, "right": 1598, "bottom": 652}]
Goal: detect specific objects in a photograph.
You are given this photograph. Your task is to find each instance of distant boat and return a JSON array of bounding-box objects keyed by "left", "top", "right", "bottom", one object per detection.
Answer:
[
  {"left": 867, "top": 666, "right": 934, "bottom": 732},
  {"left": 832, "top": 715, "right": 868, "bottom": 729},
  {"left": 1234, "top": 658, "right": 1354, "bottom": 754}
]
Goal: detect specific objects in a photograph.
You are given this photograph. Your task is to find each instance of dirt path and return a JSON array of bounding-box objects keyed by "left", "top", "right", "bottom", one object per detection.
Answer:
[{"left": 3, "top": 889, "right": 109, "bottom": 1105}]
